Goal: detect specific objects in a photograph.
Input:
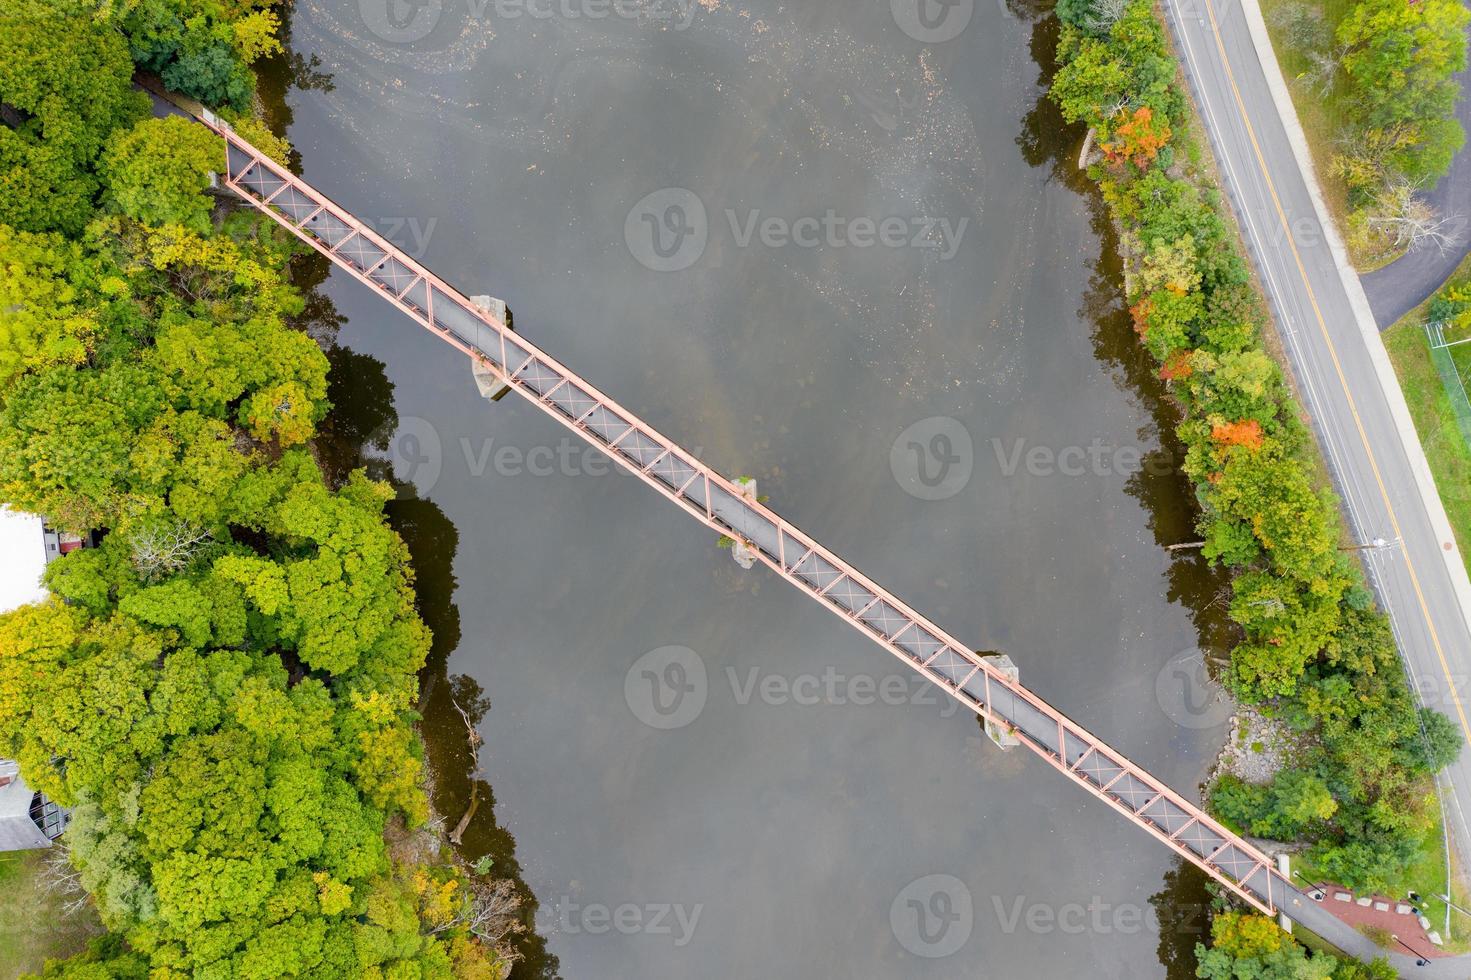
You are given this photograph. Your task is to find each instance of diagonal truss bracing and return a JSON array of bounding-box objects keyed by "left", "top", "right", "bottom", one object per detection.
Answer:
[{"left": 206, "top": 114, "right": 1302, "bottom": 917}]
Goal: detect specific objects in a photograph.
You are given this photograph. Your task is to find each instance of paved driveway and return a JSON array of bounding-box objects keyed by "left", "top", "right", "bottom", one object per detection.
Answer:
[{"left": 1359, "top": 59, "right": 1471, "bottom": 328}]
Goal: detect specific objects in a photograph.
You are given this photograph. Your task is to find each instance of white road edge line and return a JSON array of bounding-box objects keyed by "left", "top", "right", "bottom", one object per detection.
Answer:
[
  {"left": 1163, "top": 0, "right": 1471, "bottom": 869},
  {"left": 1234, "top": 0, "right": 1471, "bottom": 638},
  {"left": 1232, "top": 0, "right": 1471, "bottom": 859}
]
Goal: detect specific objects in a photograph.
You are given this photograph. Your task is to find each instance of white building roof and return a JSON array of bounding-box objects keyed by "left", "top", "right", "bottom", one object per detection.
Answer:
[
  {"left": 0, "top": 776, "right": 51, "bottom": 851},
  {"left": 0, "top": 507, "right": 48, "bottom": 613}
]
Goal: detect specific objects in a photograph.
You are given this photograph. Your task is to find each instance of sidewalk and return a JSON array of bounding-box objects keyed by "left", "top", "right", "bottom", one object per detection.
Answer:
[{"left": 1309, "top": 880, "right": 1445, "bottom": 961}]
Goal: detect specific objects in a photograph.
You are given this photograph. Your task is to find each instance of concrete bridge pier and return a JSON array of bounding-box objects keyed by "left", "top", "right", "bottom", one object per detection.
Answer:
[
  {"left": 984, "top": 654, "right": 1021, "bottom": 750},
  {"left": 730, "top": 478, "right": 759, "bottom": 570},
  {"left": 1276, "top": 854, "right": 1294, "bottom": 934},
  {"left": 469, "top": 296, "right": 514, "bottom": 401}
]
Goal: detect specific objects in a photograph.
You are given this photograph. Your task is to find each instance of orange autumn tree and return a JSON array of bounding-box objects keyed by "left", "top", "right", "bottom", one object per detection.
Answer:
[
  {"left": 1160, "top": 350, "right": 1193, "bottom": 380},
  {"left": 1103, "top": 106, "right": 1172, "bottom": 168},
  {"left": 1211, "top": 419, "right": 1265, "bottom": 450},
  {"left": 1129, "top": 296, "right": 1152, "bottom": 337}
]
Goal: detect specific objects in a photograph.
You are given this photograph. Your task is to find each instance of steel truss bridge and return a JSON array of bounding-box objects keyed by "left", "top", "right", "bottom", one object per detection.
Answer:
[{"left": 204, "top": 111, "right": 1309, "bottom": 919}]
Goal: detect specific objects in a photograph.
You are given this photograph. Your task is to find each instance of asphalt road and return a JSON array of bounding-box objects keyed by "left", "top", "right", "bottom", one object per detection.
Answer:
[{"left": 1160, "top": 0, "right": 1471, "bottom": 969}]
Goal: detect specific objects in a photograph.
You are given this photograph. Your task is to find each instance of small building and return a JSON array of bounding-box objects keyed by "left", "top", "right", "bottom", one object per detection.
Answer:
[
  {"left": 0, "top": 759, "right": 67, "bottom": 851},
  {"left": 0, "top": 508, "right": 51, "bottom": 613},
  {"left": 0, "top": 512, "right": 74, "bottom": 850}
]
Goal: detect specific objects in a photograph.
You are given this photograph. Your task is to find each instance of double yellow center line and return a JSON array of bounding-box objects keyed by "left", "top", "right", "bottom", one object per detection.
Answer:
[{"left": 1198, "top": 0, "right": 1471, "bottom": 741}]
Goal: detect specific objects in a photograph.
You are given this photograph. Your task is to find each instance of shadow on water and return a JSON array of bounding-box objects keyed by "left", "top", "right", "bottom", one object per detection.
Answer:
[
  {"left": 251, "top": 12, "right": 334, "bottom": 174},
  {"left": 396, "top": 497, "right": 561, "bottom": 980},
  {"left": 1018, "top": 8, "right": 1234, "bottom": 976},
  {"left": 255, "top": 39, "right": 561, "bottom": 980},
  {"left": 1152, "top": 863, "right": 1218, "bottom": 973},
  {"left": 1017, "top": 7, "right": 1238, "bottom": 650},
  {"left": 314, "top": 346, "right": 561, "bottom": 979}
]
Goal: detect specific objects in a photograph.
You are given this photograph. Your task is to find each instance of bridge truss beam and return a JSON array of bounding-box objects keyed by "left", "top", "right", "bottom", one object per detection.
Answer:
[{"left": 207, "top": 114, "right": 1299, "bottom": 918}]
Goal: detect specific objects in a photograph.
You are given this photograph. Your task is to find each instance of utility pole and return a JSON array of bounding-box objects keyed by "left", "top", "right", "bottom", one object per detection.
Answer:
[{"left": 1340, "top": 537, "right": 1397, "bottom": 552}]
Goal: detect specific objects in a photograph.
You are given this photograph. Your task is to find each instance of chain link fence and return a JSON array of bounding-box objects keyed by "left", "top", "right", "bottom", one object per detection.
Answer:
[{"left": 1424, "top": 320, "right": 1471, "bottom": 448}]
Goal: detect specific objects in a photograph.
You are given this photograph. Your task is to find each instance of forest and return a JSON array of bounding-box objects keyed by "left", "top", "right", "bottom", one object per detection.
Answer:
[{"left": 0, "top": 2, "right": 515, "bottom": 976}]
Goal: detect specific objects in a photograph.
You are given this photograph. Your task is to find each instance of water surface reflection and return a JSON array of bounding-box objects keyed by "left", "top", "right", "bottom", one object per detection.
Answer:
[{"left": 268, "top": 1, "right": 1238, "bottom": 975}]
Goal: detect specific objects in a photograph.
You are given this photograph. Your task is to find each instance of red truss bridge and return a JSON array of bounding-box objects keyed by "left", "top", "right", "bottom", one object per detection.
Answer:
[{"left": 203, "top": 110, "right": 1307, "bottom": 919}]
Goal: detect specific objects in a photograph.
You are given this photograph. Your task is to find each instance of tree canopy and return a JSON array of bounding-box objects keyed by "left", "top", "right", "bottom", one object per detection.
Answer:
[
  {"left": 0, "top": 13, "right": 147, "bottom": 234},
  {"left": 101, "top": 117, "right": 223, "bottom": 232},
  {"left": 0, "top": 5, "right": 513, "bottom": 975}
]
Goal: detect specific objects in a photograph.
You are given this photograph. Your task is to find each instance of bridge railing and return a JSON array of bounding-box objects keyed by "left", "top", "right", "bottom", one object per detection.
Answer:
[{"left": 207, "top": 115, "right": 1298, "bottom": 918}]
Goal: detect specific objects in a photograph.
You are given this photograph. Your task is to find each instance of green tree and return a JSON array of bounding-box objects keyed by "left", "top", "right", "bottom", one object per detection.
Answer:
[
  {"left": 1195, "top": 912, "right": 1335, "bottom": 979},
  {"left": 147, "top": 308, "right": 328, "bottom": 442},
  {"left": 127, "top": 8, "right": 255, "bottom": 111},
  {"left": 1269, "top": 769, "right": 1338, "bottom": 834},
  {"left": 1411, "top": 707, "right": 1464, "bottom": 773},
  {"left": 28, "top": 932, "right": 149, "bottom": 979},
  {"left": 0, "top": 602, "right": 83, "bottom": 754},
  {"left": 1331, "top": 956, "right": 1398, "bottom": 979},
  {"left": 1312, "top": 833, "right": 1421, "bottom": 894},
  {"left": 1338, "top": 0, "right": 1468, "bottom": 129},
  {"left": 0, "top": 362, "right": 166, "bottom": 529},
  {"left": 1057, "top": 0, "right": 1126, "bottom": 33},
  {"left": 0, "top": 13, "right": 146, "bottom": 234},
  {"left": 1337, "top": 0, "right": 1468, "bottom": 181},
  {"left": 219, "top": 474, "right": 430, "bottom": 677},
  {"left": 101, "top": 116, "right": 223, "bottom": 232},
  {"left": 0, "top": 226, "right": 104, "bottom": 386}
]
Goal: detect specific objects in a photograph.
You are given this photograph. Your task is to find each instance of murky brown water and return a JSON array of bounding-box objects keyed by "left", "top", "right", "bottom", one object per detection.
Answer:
[{"left": 262, "top": 2, "right": 1239, "bottom": 976}]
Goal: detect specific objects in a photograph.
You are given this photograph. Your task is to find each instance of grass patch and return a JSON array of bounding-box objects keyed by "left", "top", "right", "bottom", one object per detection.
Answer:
[
  {"left": 1358, "top": 923, "right": 1396, "bottom": 948},
  {"left": 1382, "top": 251, "right": 1471, "bottom": 580},
  {"left": 1291, "top": 791, "right": 1471, "bottom": 952},
  {"left": 0, "top": 849, "right": 102, "bottom": 978},
  {"left": 1292, "top": 921, "right": 1348, "bottom": 958}
]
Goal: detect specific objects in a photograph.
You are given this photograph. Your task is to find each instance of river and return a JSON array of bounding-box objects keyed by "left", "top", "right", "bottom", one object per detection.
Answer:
[{"left": 264, "top": 1, "right": 1238, "bottom": 976}]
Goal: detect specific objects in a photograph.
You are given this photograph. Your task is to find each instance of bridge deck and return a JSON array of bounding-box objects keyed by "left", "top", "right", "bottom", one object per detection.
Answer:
[{"left": 208, "top": 114, "right": 1301, "bottom": 918}]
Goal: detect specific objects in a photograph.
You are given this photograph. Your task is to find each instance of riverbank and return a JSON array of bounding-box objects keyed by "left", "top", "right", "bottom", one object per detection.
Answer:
[{"left": 1051, "top": 0, "right": 1462, "bottom": 965}]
